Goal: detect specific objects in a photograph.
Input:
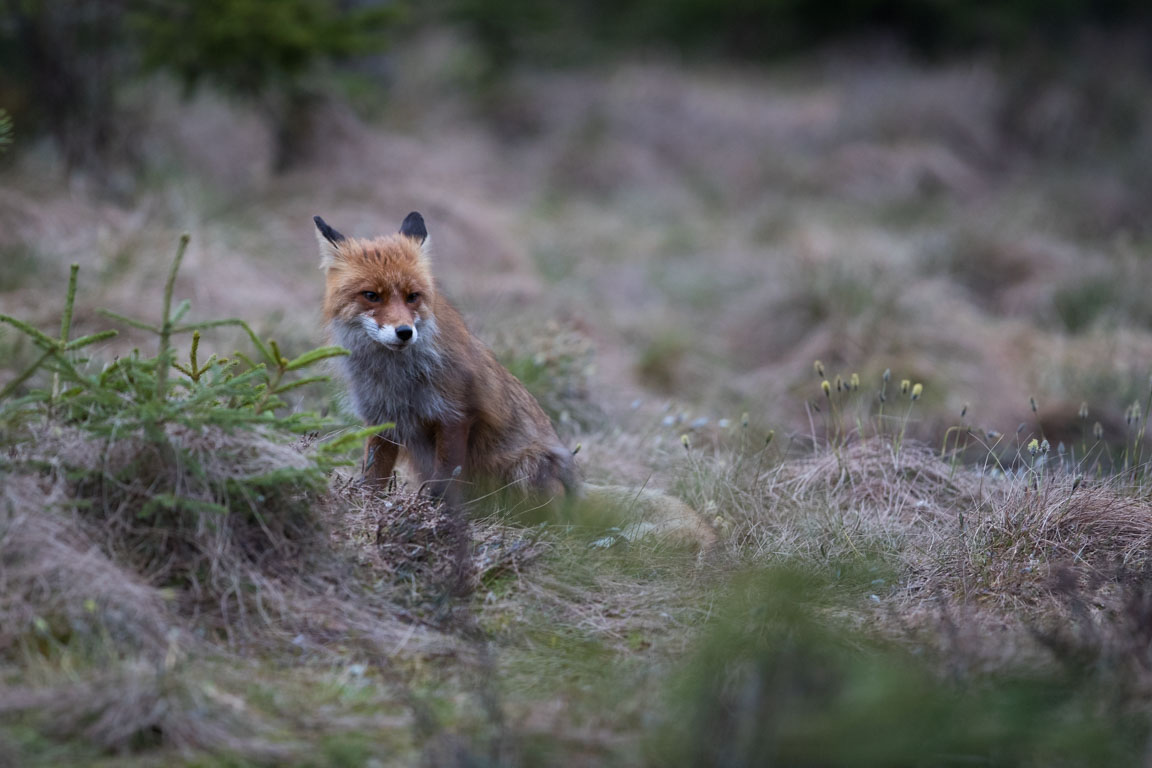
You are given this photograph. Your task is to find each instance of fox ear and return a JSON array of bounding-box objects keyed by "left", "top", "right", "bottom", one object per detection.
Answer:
[
  {"left": 314, "top": 215, "right": 345, "bottom": 268},
  {"left": 314, "top": 215, "right": 345, "bottom": 245},
  {"left": 398, "top": 211, "right": 427, "bottom": 246}
]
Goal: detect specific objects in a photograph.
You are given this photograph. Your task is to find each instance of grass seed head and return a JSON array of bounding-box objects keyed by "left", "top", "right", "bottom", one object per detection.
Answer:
[
  {"left": 900, "top": 379, "right": 911, "bottom": 396},
  {"left": 1079, "top": 401, "right": 1089, "bottom": 420},
  {"left": 850, "top": 372, "right": 860, "bottom": 391},
  {"left": 1094, "top": 421, "right": 1104, "bottom": 440},
  {"left": 821, "top": 380, "right": 832, "bottom": 398},
  {"left": 814, "top": 360, "right": 825, "bottom": 378},
  {"left": 911, "top": 383, "right": 923, "bottom": 401},
  {"left": 1030, "top": 396, "right": 1038, "bottom": 413}
]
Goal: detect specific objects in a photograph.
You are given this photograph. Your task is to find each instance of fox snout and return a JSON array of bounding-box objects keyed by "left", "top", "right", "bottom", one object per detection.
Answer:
[{"left": 360, "top": 316, "right": 418, "bottom": 348}]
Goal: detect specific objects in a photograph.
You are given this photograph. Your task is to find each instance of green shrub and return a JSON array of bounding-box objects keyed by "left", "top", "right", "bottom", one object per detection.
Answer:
[
  {"left": 132, "top": 0, "right": 402, "bottom": 168},
  {"left": 0, "top": 235, "right": 370, "bottom": 604},
  {"left": 132, "top": 0, "right": 399, "bottom": 98},
  {"left": 0, "top": 235, "right": 347, "bottom": 438},
  {"left": 0, "top": 1, "right": 400, "bottom": 171}
]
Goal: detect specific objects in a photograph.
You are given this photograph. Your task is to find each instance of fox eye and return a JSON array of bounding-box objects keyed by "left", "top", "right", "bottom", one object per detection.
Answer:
[
  {"left": 361, "top": 291, "right": 380, "bottom": 302},
  {"left": 406, "top": 292, "right": 421, "bottom": 304}
]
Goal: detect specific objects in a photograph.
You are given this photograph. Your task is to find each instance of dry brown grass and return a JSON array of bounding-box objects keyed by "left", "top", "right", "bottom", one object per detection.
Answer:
[
  {"left": 780, "top": 440, "right": 981, "bottom": 523},
  {"left": 0, "top": 474, "right": 172, "bottom": 661},
  {"left": 674, "top": 433, "right": 1152, "bottom": 648},
  {"left": 0, "top": 663, "right": 290, "bottom": 759},
  {"left": 8, "top": 423, "right": 328, "bottom": 635},
  {"left": 4, "top": 402, "right": 1152, "bottom": 762},
  {"left": 330, "top": 480, "right": 551, "bottom": 602},
  {"left": 0, "top": 424, "right": 472, "bottom": 761}
]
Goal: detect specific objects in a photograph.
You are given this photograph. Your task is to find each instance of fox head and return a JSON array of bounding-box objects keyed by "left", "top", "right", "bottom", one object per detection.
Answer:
[{"left": 315, "top": 212, "right": 435, "bottom": 350}]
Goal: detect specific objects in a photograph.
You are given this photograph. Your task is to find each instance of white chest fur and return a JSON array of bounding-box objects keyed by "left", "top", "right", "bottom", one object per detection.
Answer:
[{"left": 331, "top": 318, "right": 462, "bottom": 440}]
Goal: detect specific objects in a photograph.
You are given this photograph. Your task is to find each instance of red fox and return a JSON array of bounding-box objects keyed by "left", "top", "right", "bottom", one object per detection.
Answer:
[{"left": 315, "top": 211, "right": 579, "bottom": 506}]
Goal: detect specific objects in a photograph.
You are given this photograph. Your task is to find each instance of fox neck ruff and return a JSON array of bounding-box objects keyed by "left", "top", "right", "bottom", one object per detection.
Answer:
[{"left": 331, "top": 315, "right": 463, "bottom": 440}]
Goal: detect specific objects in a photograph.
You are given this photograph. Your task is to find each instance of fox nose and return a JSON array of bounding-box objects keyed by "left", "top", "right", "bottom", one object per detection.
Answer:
[{"left": 395, "top": 325, "right": 413, "bottom": 341}]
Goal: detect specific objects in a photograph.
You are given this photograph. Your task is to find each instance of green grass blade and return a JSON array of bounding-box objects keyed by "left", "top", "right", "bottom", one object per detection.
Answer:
[
  {"left": 171, "top": 318, "right": 249, "bottom": 333},
  {"left": 0, "top": 349, "right": 54, "bottom": 400},
  {"left": 319, "top": 424, "right": 394, "bottom": 454},
  {"left": 271, "top": 375, "right": 330, "bottom": 395},
  {"left": 0, "top": 313, "right": 62, "bottom": 349},
  {"left": 173, "top": 318, "right": 272, "bottom": 363},
  {"left": 283, "top": 346, "right": 349, "bottom": 371},
  {"left": 170, "top": 299, "right": 193, "bottom": 325},
  {"left": 64, "top": 330, "right": 119, "bottom": 350},
  {"left": 60, "top": 263, "right": 79, "bottom": 343},
  {"left": 97, "top": 309, "right": 160, "bottom": 334}
]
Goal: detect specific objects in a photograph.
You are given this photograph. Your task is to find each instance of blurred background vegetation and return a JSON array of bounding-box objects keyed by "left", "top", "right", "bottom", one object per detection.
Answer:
[
  {"left": 3, "top": 0, "right": 1152, "bottom": 460},
  {"left": 0, "top": 0, "right": 399, "bottom": 171},
  {"left": 4, "top": 0, "right": 1152, "bottom": 170},
  {"left": 450, "top": 0, "right": 1152, "bottom": 68}
]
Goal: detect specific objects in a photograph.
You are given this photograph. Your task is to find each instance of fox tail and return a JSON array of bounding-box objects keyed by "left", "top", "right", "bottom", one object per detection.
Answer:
[{"left": 582, "top": 483, "right": 716, "bottom": 550}]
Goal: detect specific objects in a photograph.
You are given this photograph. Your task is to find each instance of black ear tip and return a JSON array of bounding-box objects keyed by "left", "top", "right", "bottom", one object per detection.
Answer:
[
  {"left": 399, "top": 211, "right": 428, "bottom": 242},
  {"left": 314, "top": 215, "right": 346, "bottom": 245}
]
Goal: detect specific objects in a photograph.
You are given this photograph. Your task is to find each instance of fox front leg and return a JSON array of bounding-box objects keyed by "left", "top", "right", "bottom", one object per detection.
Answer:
[
  {"left": 428, "top": 421, "right": 470, "bottom": 507},
  {"left": 363, "top": 434, "right": 399, "bottom": 489},
  {"left": 431, "top": 420, "right": 474, "bottom": 597}
]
